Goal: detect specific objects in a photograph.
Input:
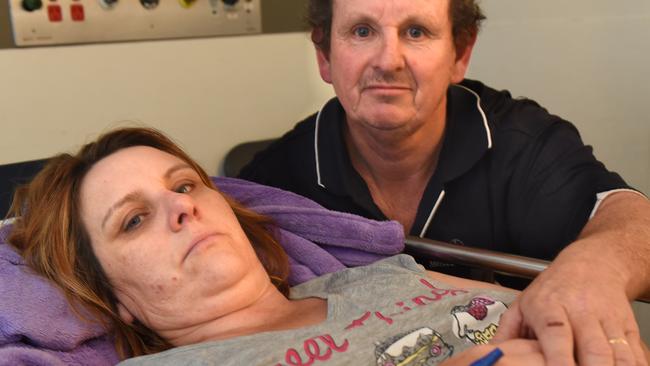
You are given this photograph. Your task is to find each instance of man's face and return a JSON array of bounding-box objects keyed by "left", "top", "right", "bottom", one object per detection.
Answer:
[{"left": 317, "top": 0, "right": 473, "bottom": 133}]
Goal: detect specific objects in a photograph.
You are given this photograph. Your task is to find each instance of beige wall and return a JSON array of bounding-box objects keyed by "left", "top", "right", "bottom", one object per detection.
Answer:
[
  {"left": 469, "top": 1, "right": 650, "bottom": 194},
  {"left": 0, "top": 1, "right": 648, "bottom": 195},
  {"left": 0, "top": 32, "right": 334, "bottom": 175}
]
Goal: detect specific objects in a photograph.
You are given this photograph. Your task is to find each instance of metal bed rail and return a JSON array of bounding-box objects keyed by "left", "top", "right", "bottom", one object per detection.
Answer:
[
  {"left": 404, "top": 236, "right": 649, "bottom": 303},
  {"left": 405, "top": 236, "right": 549, "bottom": 279}
]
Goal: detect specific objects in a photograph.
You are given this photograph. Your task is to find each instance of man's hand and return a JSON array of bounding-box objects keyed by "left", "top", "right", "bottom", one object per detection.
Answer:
[
  {"left": 494, "top": 192, "right": 650, "bottom": 365},
  {"left": 493, "top": 252, "right": 646, "bottom": 365}
]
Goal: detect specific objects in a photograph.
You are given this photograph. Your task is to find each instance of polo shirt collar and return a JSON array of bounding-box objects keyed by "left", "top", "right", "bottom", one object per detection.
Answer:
[
  {"left": 434, "top": 83, "right": 492, "bottom": 183},
  {"left": 313, "top": 98, "right": 373, "bottom": 202},
  {"left": 313, "top": 83, "right": 492, "bottom": 217},
  {"left": 411, "top": 83, "right": 492, "bottom": 236}
]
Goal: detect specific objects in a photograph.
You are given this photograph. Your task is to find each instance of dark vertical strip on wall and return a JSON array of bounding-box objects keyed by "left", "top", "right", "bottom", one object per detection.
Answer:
[{"left": 0, "top": 1, "right": 14, "bottom": 49}]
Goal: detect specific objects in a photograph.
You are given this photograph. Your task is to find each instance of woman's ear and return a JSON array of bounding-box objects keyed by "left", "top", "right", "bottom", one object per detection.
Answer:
[{"left": 117, "top": 302, "right": 135, "bottom": 324}]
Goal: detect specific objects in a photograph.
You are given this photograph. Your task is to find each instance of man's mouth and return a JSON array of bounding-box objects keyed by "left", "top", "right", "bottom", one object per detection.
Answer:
[{"left": 364, "top": 84, "right": 411, "bottom": 90}]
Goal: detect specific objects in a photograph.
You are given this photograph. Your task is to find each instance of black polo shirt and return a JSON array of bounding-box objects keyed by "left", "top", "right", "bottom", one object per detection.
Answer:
[{"left": 240, "top": 79, "right": 630, "bottom": 263}]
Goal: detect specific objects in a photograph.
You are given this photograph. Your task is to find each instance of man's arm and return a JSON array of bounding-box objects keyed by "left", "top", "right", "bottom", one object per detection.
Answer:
[
  {"left": 495, "top": 191, "right": 650, "bottom": 365},
  {"left": 581, "top": 191, "right": 650, "bottom": 300}
]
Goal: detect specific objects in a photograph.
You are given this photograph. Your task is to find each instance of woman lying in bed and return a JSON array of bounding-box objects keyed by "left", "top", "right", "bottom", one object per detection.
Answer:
[{"left": 7, "top": 127, "right": 545, "bottom": 365}]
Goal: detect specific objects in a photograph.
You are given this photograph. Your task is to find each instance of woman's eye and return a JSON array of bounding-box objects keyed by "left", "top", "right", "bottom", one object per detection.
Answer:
[
  {"left": 124, "top": 215, "right": 143, "bottom": 232},
  {"left": 175, "top": 183, "right": 194, "bottom": 194},
  {"left": 353, "top": 26, "right": 371, "bottom": 38},
  {"left": 407, "top": 27, "right": 424, "bottom": 38}
]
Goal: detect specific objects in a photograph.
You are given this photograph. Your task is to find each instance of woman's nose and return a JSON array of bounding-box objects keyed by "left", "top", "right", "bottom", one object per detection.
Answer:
[{"left": 167, "top": 192, "right": 197, "bottom": 231}]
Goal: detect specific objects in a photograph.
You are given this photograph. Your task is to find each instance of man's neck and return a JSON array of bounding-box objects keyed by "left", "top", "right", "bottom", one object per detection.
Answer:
[
  {"left": 345, "top": 111, "right": 446, "bottom": 232},
  {"left": 345, "top": 122, "right": 445, "bottom": 181}
]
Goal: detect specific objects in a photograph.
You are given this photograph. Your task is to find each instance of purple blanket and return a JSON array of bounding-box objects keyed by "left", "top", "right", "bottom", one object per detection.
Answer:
[
  {"left": 0, "top": 177, "right": 404, "bottom": 365},
  {"left": 0, "top": 225, "right": 120, "bottom": 366},
  {"left": 214, "top": 177, "right": 404, "bottom": 283}
]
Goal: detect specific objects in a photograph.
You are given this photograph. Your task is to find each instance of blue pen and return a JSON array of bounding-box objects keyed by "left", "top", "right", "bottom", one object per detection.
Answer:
[{"left": 470, "top": 347, "right": 504, "bottom": 366}]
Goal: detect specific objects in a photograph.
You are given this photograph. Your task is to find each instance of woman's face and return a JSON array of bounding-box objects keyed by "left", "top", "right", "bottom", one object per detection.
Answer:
[{"left": 79, "top": 146, "right": 269, "bottom": 341}]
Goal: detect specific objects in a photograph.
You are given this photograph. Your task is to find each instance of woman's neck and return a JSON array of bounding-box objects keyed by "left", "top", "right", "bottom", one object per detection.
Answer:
[{"left": 165, "top": 285, "right": 328, "bottom": 346}]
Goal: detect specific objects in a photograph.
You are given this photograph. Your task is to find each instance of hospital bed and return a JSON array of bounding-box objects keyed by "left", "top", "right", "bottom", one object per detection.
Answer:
[{"left": 0, "top": 151, "right": 647, "bottom": 353}]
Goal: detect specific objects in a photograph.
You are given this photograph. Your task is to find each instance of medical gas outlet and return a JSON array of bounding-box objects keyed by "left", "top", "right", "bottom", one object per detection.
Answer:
[
  {"left": 97, "top": 0, "right": 118, "bottom": 10},
  {"left": 139, "top": 0, "right": 159, "bottom": 10},
  {"left": 8, "top": 0, "right": 262, "bottom": 47},
  {"left": 21, "top": 0, "right": 42, "bottom": 11},
  {"left": 178, "top": 0, "right": 197, "bottom": 9}
]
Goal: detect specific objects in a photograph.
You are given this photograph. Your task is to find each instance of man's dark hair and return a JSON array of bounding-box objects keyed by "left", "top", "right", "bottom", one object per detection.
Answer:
[{"left": 308, "top": 0, "right": 486, "bottom": 55}]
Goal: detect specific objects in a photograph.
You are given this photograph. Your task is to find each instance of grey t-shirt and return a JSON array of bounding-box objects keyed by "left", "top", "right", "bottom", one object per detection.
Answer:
[{"left": 119, "top": 255, "right": 517, "bottom": 366}]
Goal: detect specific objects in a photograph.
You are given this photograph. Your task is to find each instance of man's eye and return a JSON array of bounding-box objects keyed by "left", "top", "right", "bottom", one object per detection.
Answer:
[
  {"left": 407, "top": 27, "right": 424, "bottom": 38},
  {"left": 353, "top": 26, "right": 371, "bottom": 38},
  {"left": 124, "top": 215, "right": 143, "bottom": 232},
  {"left": 175, "top": 183, "right": 194, "bottom": 194}
]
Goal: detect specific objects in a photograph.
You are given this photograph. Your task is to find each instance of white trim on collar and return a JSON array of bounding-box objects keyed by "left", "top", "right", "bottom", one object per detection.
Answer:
[
  {"left": 314, "top": 84, "right": 492, "bottom": 189},
  {"left": 314, "top": 103, "right": 327, "bottom": 188},
  {"left": 453, "top": 84, "right": 493, "bottom": 149},
  {"left": 419, "top": 190, "right": 446, "bottom": 237}
]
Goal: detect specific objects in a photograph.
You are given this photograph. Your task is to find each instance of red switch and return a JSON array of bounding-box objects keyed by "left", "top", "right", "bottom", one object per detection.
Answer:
[
  {"left": 71, "top": 4, "right": 85, "bottom": 21},
  {"left": 47, "top": 4, "right": 62, "bottom": 22}
]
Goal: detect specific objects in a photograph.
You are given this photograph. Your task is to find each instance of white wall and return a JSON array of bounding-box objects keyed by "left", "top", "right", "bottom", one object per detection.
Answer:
[{"left": 0, "top": 1, "right": 648, "bottom": 195}]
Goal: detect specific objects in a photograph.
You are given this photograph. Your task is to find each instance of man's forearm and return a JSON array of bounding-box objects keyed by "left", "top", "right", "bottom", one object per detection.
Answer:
[{"left": 575, "top": 191, "right": 650, "bottom": 300}]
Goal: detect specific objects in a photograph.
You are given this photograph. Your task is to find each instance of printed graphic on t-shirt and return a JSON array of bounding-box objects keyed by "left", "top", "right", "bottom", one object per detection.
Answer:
[
  {"left": 375, "top": 327, "right": 453, "bottom": 366},
  {"left": 273, "top": 277, "right": 494, "bottom": 365},
  {"left": 450, "top": 296, "right": 507, "bottom": 344}
]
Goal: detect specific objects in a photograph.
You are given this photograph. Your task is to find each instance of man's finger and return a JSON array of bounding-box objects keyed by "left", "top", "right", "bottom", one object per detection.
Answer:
[
  {"left": 570, "top": 313, "right": 613, "bottom": 366},
  {"left": 627, "top": 331, "right": 649, "bottom": 366},
  {"left": 492, "top": 301, "right": 524, "bottom": 342},
  {"left": 525, "top": 305, "right": 575, "bottom": 366},
  {"left": 622, "top": 318, "right": 649, "bottom": 366},
  {"left": 602, "top": 316, "right": 646, "bottom": 366}
]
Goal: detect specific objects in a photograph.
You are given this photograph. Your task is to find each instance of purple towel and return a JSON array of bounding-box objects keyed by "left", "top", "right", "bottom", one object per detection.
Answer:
[
  {"left": 0, "top": 225, "right": 120, "bottom": 366},
  {"left": 0, "top": 177, "right": 404, "bottom": 365},
  {"left": 214, "top": 177, "right": 404, "bottom": 283}
]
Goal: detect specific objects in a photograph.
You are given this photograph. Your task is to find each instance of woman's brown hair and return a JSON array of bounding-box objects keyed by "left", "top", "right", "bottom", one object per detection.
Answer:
[{"left": 7, "top": 127, "right": 290, "bottom": 358}]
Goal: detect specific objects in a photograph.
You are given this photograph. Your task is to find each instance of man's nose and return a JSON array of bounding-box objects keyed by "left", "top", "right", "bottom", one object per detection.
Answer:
[
  {"left": 374, "top": 32, "right": 405, "bottom": 72},
  {"left": 168, "top": 192, "right": 197, "bottom": 232}
]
